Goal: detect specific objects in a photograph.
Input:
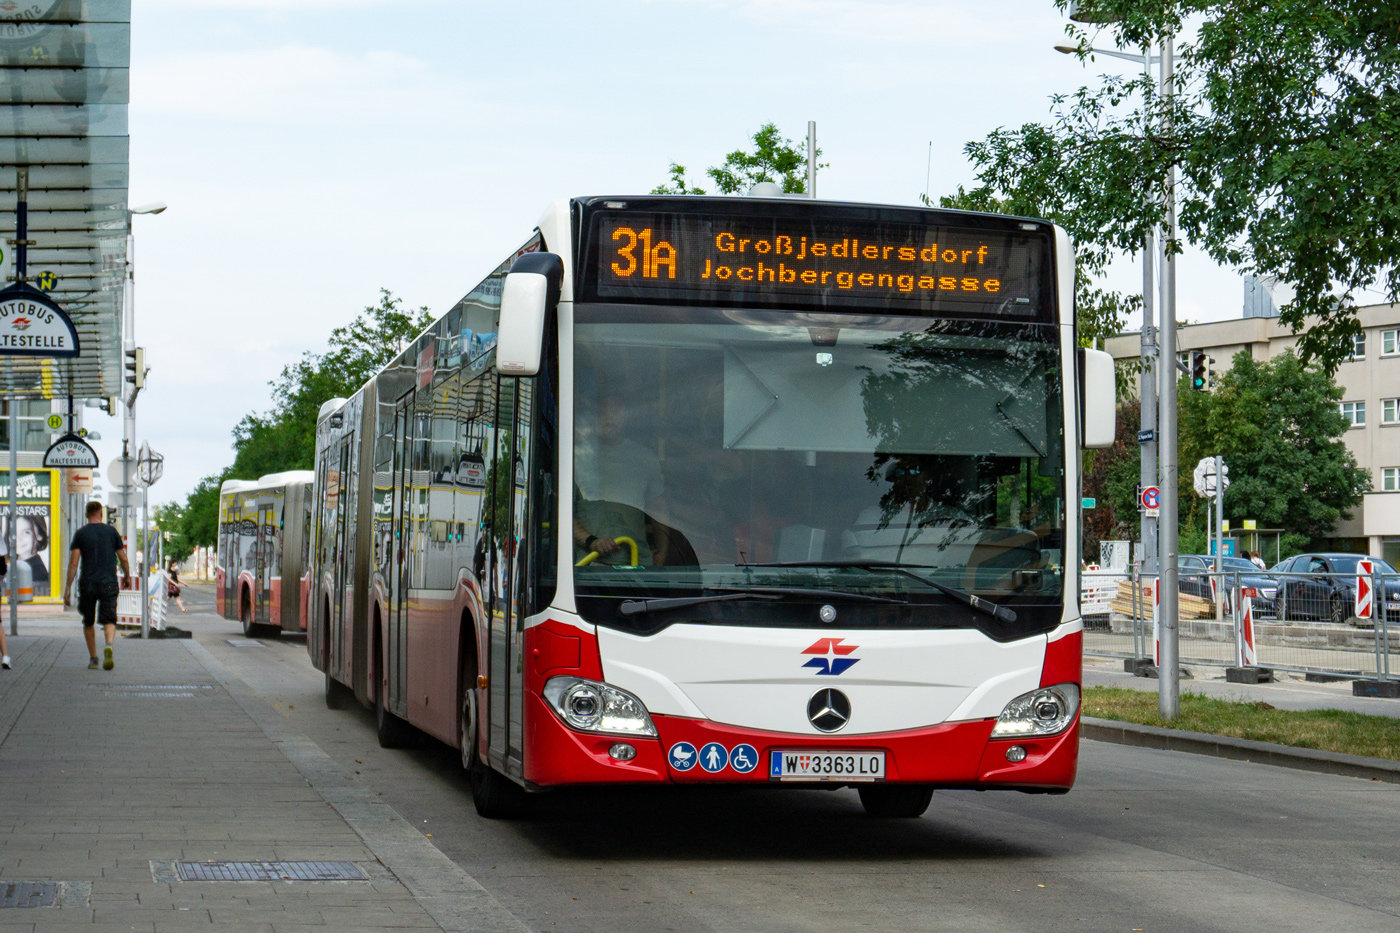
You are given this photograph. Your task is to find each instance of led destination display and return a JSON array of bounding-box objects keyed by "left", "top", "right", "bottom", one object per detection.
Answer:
[{"left": 588, "top": 210, "right": 1051, "bottom": 315}]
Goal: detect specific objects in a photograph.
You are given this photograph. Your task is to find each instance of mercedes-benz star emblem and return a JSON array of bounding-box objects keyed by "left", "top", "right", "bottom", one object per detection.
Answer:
[
  {"left": 819, "top": 604, "right": 837, "bottom": 623},
  {"left": 807, "top": 688, "right": 851, "bottom": 733}
]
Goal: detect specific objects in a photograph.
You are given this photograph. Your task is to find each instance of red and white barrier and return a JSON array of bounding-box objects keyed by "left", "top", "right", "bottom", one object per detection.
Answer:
[
  {"left": 1237, "top": 586, "right": 1258, "bottom": 667},
  {"left": 1356, "top": 559, "right": 1375, "bottom": 620}
]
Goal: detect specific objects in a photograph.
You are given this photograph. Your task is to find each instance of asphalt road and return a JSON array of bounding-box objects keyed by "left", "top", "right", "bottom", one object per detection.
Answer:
[{"left": 179, "top": 583, "right": 1400, "bottom": 933}]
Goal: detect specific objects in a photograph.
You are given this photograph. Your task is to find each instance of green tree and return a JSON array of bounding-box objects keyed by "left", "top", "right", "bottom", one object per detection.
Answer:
[
  {"left": 655, "top": 123, "right": 822, "bottom": 196},
  {"left": 1177, "top": 350, "right": 1368, "bottom": 553},
  {"left": 651, "top": 163, "right": 706, "bottom": 195},
  {"left": 1082, "top": 398, "right": 1145, "bottom": 556},
  {"left": 959, "top": 0, "right": 1400, "bottom": 371},
  {"left": 174, "top": 289, "right": 432, "bottom": 549},
  {"left": 154, "top": 502, "right": 194, "bottom": 564}
]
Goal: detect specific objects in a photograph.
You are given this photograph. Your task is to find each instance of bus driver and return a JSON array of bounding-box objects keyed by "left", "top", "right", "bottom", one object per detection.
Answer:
[{"left": 572, "top": 395, "right": 666, "bottom": 566}]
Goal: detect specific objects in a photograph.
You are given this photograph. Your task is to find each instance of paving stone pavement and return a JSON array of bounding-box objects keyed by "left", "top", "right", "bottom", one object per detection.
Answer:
[{"left": 0, "top": 622, "right": 476, "bottom": 932}]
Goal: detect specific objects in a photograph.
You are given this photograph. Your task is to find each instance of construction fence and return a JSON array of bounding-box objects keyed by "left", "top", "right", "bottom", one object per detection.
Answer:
[{"left": 1081, "top": 568, "right": 1396, "bottom": 682}]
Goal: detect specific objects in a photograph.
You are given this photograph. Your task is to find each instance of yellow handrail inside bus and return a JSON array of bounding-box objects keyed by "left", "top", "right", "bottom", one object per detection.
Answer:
[{"left": 575, "top": 536, "right": 640, "bottom": 568}]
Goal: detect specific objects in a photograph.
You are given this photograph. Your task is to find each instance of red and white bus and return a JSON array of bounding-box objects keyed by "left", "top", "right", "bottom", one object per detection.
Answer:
[
  {"left": 311, "top": 195, "right": 1115, "bottom": 817},
  {"left": 217, "top": 471, "right": 315, "bottom": 637}
]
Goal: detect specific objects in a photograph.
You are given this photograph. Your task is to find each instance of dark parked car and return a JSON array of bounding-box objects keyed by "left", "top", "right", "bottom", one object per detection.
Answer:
[
  {"left": 1272, "top": 553, "right": 1400, "bottom": 624},
  {"left": 1178, "top": 555, "right": 1279, "bottom": 618}
]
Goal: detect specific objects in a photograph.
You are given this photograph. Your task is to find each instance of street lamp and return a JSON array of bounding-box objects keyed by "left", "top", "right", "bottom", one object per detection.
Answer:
[
  {"left": 122, "top": 200, "right": 165, "bottom": 638},
  {"left": 1054, "top": 44, "right": 1160, "bottom": 65},
  {"left": 1060, "top": 6, "right": 1183, "bottom": 719}
]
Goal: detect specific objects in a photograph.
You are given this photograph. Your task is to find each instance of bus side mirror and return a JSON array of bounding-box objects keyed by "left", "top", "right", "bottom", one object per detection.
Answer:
[
  {"left": 1080, "top": 347, "right": 1115, "bottom": 449},
  {"left": 497, "top": 252, "right": 564, "bottom": 376}
]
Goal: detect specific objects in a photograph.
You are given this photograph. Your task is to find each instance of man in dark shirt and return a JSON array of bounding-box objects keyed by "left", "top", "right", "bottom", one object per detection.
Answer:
[{"left": 62, "top": 501, "right": 131, "bottom": 670}]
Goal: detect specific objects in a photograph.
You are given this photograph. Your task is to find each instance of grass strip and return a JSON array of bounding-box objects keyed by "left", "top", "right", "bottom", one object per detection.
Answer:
[{"left": 1083, "top": 686, "right": 1400, "bottom": 762}]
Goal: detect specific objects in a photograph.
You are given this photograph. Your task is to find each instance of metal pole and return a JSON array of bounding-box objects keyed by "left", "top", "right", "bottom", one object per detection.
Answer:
[
  {"left": 1139, "top": 43, "right": 1159, "bottom": 577},
  {"left": 807, "top": 121, "right": 817, "bottom": 198},
  {"left": 123, "top": 226, "right": 135, "bottom": 546},
  {"left": 7, "top": 395, "right": 16, "bottom": 638},
  {"left": 1157, "top": 33, "right": 1180, "bottom": 719},
  {"left": 8, "top": 167, "right": 26, "bottom": 638},
  {"left": 140, "top": 480, "right": 149, "bottom": 638},
  {"left": 1214, "top": 455, "right": 1225, "bottom": 622}
]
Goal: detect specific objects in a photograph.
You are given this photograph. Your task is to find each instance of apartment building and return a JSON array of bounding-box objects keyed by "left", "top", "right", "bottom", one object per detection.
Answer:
[{"left": 1103, "top": 295, "right": 1400, "bottom": 564}]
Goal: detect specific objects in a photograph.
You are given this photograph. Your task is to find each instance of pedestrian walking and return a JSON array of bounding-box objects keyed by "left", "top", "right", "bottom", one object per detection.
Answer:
[
  {"left": 0, "top": 541, "right": 10, "bottom": 669},
  {"left": 166, "top": 559, "right": 188, "bottom": 613},
  {"left": 62, "top": 501, "right": 131, "bottom": 671}
]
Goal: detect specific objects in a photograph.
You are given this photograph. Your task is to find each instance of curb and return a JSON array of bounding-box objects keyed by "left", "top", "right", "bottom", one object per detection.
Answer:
[{"left": 1081, "top": 716, "right": 1400, "bottom": 784}]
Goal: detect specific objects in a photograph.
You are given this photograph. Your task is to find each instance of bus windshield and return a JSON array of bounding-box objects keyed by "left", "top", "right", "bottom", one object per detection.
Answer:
[{"left": 571, "top": 307, "right": 1066, "bottom": 636}]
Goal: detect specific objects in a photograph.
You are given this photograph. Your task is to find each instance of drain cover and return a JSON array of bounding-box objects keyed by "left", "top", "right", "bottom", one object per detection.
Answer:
[
  {"left": 176, "top": 861, "right": 368, "bottom": 882},
  {"left": 0, "top": 882, "right": 60, "bottom": 908}
]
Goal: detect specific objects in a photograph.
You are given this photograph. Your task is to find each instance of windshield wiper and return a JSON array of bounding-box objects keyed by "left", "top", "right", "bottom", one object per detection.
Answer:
[
  {"left": 618, "top": 586, "right": 905, "bottom": 618},
  {"left": 740, "top": 560, "right": 1018, "bottom": 623}
]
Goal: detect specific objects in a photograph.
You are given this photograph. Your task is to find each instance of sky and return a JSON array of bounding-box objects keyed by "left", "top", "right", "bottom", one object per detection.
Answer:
[{"left": 106, "top": 0, "right": 1253, "bottom": 506}]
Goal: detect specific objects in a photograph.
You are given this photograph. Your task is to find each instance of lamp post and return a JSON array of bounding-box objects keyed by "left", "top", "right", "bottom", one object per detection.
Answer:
[
  {"left": 123, "top": 201, "right": 164, "bottom": 635},
  {"left": 1061, "top": 5, "right": 1181, "bottom": 718}
]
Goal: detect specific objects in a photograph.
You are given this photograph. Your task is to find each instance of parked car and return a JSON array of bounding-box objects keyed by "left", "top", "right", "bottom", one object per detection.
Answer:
[
  {"left": 1177, "top": 555, "right": 1279, "bottom": 618},
  {"left": 1272, "top": 553, "right": 1400, "bottom": 624}
]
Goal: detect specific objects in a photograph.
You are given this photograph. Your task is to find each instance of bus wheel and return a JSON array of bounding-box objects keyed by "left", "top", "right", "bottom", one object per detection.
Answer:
[
  {"left": 325, "top": 673, "right": 352, "bottom": 710},
  {"left": 459, "top": 685, "right": 479, "bottom": 771},
  {"left": 375, "top": 683, "right": 416, "bottom": 749},
  {"left": 240, "top": 595, "right": 261, "bottom": 638},
  {"left": 857, "top": 784, "right": 934, "bottom": 818},
  {"left": 468, "top": 760, "right": 526, "bottom": 820}
]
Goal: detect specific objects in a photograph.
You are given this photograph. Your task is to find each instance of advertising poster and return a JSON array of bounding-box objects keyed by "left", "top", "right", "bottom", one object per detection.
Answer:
[{"left": 0, "top": 468, "right": 61, "bottom": 602}]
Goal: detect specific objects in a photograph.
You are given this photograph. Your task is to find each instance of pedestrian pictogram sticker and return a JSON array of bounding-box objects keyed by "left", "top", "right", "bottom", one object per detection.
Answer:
[
  {"left": 698, "top": 742, "right": 728, "bottom": 773},
  {"left": 668, "top": 742, "right": 697, "bottom": 771}
]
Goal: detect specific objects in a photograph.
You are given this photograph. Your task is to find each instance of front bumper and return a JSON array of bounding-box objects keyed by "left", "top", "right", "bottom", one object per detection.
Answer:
[{"left": 524, "top": 692, "right": 1079, "bottom": 791}]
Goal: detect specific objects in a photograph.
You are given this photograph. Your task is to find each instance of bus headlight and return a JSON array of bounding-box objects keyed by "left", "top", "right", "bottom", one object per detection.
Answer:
[
  {"left": 990, "top": 684, "right": 1080, "bottom": 739},
  {"left": 542, "top": 676, "right": 657, "bottom": 737}
]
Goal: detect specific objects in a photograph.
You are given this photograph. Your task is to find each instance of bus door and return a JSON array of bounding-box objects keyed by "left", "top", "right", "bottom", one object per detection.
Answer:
[
  {"left": 256, "top": 504, "right": 275, "bottom": 625},
  {"left": 386, "top": 394, "right": 412, "bottom": 716},
  {"left": 487, "top": 376, "right": 530, "bottom": 774},
  {"left": 335, "top": 436, "right": 354, "bottom": 659}
]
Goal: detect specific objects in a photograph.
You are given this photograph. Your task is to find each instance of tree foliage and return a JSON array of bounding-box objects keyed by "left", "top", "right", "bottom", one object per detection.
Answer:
[
  {"left": 153, "top": 502, "right": 194, "bottom": 565},
  {"left": 961, "top": 0, "right": 1400, "bottom": 371},
  {"left": 654, "top": 123, "right": 822, "bottom": 195},
  {"left": 1177, "top": 350, "right": 1368, "bottom": 553},
  {"left": 175, "top": 290, "right": 432, "bottom": 548}
]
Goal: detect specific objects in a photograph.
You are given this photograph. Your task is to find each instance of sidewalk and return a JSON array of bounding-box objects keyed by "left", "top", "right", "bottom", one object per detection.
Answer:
[
  {"left": 0, "top": 610, "right": 524, "bottom": 933},
  {"left": 1084, "top": 655, "right": 1400, "bottom": 717}
]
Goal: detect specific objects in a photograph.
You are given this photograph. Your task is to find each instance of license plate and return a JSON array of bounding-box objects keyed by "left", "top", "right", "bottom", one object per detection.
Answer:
[
  {"left": 1388, "top": 602, "right": 1400, "bottom": 611},
  {"left": 769, "top": 750, "right": 885, "bottom": 782}
]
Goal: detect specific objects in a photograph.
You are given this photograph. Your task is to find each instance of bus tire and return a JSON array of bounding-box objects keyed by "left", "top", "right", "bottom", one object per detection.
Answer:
[
  {"left": 375, "top": 681, "right": 415, "bottom": 749},
  {"left": 469, "top": 759, "right": 526, "bottom": 820},
  {"left": 240, "top": 591, "right": 266, "bottom": 638},
  {"left": 857, "top": 784, "right": 934, "bottom": 818},
  {"left": 325, "top": 673, "right": 352, "bottom": 710}
]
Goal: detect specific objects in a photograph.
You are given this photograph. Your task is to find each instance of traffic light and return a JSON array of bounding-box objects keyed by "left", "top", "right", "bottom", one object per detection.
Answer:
[
  {"left": 124, "top": 347, "right": 145, "bottom": 389},
  {"left": 1190, "top": 350, "right": 1207, "bottom": 392},
  {"left": 1206, "top": 355, "right": 1217, "bottom": 390}
]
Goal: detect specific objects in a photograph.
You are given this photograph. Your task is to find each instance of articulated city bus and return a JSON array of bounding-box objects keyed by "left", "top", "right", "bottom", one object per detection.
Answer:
[
  {"left": 311, "top": 195, "right": 1115, "bottom": 818},
  {"left": 217, "top": 471, "right": 315, "bottom": 637}
]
